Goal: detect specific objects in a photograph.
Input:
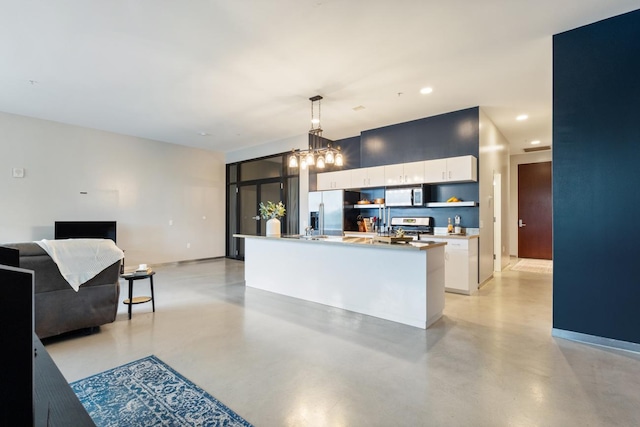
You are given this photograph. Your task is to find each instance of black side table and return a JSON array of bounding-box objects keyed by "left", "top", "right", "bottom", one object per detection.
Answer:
[{"left": 121, "top": 271, "right": 156, "bottom": 319}]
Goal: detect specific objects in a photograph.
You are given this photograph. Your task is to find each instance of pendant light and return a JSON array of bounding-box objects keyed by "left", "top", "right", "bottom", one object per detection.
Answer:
[{"left": 288, "top": 95, "right": 345, "bottom": 170}]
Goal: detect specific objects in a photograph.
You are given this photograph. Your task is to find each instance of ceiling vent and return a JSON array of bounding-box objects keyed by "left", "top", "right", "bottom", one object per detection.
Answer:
[{"left": 523, "top": 145, "right": 551, "bottom": 153}]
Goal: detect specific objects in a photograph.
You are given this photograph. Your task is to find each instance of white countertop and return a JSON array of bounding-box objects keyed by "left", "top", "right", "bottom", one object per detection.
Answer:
[{"left": 233, "top": 234, "right": 447, "bottom": 251}]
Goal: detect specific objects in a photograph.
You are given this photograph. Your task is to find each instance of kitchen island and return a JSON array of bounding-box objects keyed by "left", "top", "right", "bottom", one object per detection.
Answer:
[{"left": 234, "top": 234, "right": 446, "bottom": 329}]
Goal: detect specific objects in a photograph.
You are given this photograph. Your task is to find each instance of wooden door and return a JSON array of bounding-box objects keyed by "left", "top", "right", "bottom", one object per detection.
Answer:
[{"left": 518, "top": 162, "right": 552, "bottom": 259}]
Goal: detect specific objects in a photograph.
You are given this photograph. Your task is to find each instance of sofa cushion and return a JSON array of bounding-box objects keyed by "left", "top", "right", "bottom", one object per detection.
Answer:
[{"left": 6, "top": 242, "right": 47, "bottom": 257}]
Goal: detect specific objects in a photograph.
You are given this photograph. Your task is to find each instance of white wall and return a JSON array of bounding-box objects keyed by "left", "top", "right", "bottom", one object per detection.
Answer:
[
  {"left": 0, "top": 111, "right": 226, "bottom": 266},
  {"left": 478, "top": 108, "right": 511, "bottom": 283},
  {"left": 509, "top": 150, "right": 552, "bottom": 257},
  {"left": 225, "top": 134, "right": 308, "bottom": 164}
]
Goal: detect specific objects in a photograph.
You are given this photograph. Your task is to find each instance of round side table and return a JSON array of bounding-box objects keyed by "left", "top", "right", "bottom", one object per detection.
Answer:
[{"left": 120, "top": 270, "right": 156, "bottom": 319}]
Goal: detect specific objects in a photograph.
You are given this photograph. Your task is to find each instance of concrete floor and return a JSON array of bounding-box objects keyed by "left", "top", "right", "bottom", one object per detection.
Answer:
[{"left": 44, "top": 258, "right": 640, "bottom": 426}]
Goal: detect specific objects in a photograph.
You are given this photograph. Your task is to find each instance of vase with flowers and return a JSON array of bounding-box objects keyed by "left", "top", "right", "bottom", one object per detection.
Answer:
[{"left": 259, "top": 201, "right": 286, "bottom": 237}]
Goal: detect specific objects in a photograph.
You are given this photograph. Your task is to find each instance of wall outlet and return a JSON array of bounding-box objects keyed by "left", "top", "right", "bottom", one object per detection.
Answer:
[
  {"left": 186, "top": 243, "right": 191, "bottom": 249},
  {"left": 12, "top": 168, "right": 25, "bottom": 178},
  {"left": 169, "top": 219, "right": 173, "bottom": 226}
]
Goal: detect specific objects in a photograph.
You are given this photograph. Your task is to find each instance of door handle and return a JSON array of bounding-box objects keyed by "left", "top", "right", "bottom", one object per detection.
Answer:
[
  {"left": 252, "top": 215, "right": 260, "bottom": 220},
  {"left": 518, "top": 219, "right": 526, "bottom": 227}
]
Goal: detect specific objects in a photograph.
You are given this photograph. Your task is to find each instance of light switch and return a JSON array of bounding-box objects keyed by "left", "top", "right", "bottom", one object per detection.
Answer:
[{"left": 12, "top": 168, "right": 25, "bottom": 178}]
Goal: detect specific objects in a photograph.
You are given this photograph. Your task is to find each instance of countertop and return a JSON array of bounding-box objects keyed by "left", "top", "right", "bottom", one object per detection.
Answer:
[{"left": 233, "top": 234, "right": 447, "bottom": 251}]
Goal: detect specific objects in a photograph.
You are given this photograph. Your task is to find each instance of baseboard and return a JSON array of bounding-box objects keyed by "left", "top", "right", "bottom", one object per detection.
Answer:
[
  {"left": 552, "top": 328, "right": 640, "bottom": 354},
  {"left": 123, "top": 256, "right": 225, "bottom": 273},
  {"left": 478, "top": 274, "right": 493, "bottom": 289}
]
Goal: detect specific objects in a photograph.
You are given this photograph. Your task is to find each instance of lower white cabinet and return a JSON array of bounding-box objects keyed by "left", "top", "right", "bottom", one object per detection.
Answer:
[{"left": 425, "top": 236, "right": 478, "bottom": 295}]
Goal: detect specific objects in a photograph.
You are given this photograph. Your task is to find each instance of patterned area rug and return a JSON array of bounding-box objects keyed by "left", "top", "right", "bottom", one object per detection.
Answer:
[
  {"left": 71, "top": 355, "right": 253, "bottom": 427},
  {"left": 511, "top": 258, "right": 553, "bottom": 274}
]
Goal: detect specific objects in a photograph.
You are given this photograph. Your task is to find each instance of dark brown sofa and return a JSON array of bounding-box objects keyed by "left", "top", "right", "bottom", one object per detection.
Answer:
[{"left": 5, "top": 242, "right": 121, "bottom": 339}]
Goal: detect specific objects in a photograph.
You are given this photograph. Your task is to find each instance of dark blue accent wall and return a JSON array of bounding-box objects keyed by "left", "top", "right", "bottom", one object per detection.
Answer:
[
  {"left": 325, "top": 108, "right": 480, "bottom": 227},
  {"left": 356, "top": 183, "right": 479, "bottom": 229},
  {"left": 333, "top": 135, "right": 361, "bottom": 170},
  {"left": 553, "top": 9, "right": 640, "bottom": 344},
  {"left": 360, "top": 107, "right": 480, "bottom": 167}
]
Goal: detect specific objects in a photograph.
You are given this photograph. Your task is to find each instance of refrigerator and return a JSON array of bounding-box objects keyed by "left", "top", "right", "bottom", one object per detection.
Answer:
[{"left": 308, "top": 190, "right": 360, "bottom": 236}]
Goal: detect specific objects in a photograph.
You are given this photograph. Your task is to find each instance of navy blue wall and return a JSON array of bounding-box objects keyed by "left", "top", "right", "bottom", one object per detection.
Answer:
[
  {"left": 332, "top": 135, "right": 361, "bottom": 170},
  {"left": 553, "top": 9, "right": 640, "bottom": 344},
  {"left": 360, "top": 107, "right": 479, "bottom": 167},
  {"left": 328, "top": 107, "right": 480, "bottom": 228},
  {"left": 361, "top": 108, "right": 480, "bottom": 228}
]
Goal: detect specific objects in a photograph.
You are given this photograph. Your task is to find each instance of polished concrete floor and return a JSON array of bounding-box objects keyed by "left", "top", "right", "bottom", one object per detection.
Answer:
[{"left": 45, "top": 258, "right": 640, "bottom": 426}]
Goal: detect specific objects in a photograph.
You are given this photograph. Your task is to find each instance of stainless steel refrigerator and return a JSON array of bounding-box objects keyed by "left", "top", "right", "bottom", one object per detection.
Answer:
[{"left": 308, "top": 190, "right": 360, "bottom": 236}]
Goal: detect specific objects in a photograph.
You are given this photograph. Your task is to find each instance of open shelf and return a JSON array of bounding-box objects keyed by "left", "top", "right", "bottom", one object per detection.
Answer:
[
  {"left": 353, "top": 203, "right": 385, "bottom": 209},
  {"left": 425, "top": 201, "right": 478, "bottom": 207}
]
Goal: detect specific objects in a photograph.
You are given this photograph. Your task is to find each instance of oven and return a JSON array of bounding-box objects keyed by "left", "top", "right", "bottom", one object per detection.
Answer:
[{"left": 390, "top": 217, "right": 433, "bottom": 240}]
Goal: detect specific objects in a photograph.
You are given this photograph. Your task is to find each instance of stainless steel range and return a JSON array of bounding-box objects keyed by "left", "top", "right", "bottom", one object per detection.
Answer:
[{"left": 390, "top": 217, "right": 433, "bottom": 240}]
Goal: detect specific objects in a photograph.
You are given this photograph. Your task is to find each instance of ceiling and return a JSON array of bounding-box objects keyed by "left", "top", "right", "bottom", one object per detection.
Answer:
[{"left": 1, "top": 1, "right": 639, "bottom": 156}]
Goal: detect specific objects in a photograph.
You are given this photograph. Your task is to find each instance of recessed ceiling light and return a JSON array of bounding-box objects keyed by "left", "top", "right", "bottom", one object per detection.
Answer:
[
  {"left": 531, "top": 140, "right": 541, "bottom": 145},
  {"left": 516, "top": 114, "right": 528, "bottom": 121},
  {"left": 198, "top": 132, "right": 209, "bottom": 136},
  {"left": 420, "top": 87, "right": 433, "bottom": 95}
]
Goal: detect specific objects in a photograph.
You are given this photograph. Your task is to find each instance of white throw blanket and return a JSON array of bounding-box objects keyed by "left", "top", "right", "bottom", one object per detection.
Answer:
[{"left": 36, "top": 239, "right": 124, "bottom": 292}]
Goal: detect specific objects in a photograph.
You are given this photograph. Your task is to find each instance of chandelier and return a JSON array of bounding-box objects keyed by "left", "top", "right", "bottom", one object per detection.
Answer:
[{"left": 288, "top": 95, "right": 344, "bottom": 170}]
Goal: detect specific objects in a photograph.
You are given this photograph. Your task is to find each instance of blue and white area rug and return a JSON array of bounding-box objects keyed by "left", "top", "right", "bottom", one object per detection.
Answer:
[{"left": 70, "top": 355, "right": 253, "bottom": 427}]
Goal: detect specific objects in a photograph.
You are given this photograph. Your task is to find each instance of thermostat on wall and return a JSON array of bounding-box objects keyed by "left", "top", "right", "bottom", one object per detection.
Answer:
[{"left": 12, "top": 168, "right": 25, "bottom": 178}]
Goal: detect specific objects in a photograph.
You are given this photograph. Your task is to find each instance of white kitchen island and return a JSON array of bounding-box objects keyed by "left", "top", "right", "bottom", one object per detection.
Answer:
[{"left": 235, "top": 234, "right": 446, "bottom": 329}]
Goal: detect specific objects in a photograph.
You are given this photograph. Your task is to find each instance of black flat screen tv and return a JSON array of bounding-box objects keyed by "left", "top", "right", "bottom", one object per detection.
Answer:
[{"left": 54, "top": 221, "right": 117, "bottom": 243}]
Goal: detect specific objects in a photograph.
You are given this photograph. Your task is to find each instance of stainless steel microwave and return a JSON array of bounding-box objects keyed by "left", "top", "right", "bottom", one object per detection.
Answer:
[{"left": 385, "top": 187, "right": 425, "bottom": 206}]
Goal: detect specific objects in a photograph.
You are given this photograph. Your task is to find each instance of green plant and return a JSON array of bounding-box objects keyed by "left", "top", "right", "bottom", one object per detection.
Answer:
[{"left": 259, "top": 201, "right": 286, "bottom": 220}]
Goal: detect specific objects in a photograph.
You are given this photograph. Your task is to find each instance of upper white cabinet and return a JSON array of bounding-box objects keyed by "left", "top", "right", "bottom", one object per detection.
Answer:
[
  {"left": 423, "top": 158, "right": 448, "bottom": 183},
  {"left": 424, "top": 155, "right": 477, "bottom": 183},
  {"left": 316, "top": 155, "right": 477, "bottom": 190},
  {"left": 384, "top": 161, "right": 425, "bottom": 186},
  {"left": 351, "top": 166, "right": 385, "bottom": 188},
  {"left": 317, "top": 169, "right": 352, "bottom": 190}
]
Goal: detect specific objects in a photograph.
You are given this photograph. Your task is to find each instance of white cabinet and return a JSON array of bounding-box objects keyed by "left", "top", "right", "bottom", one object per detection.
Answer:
[
  {"left": 384, "top": 161, "right": 425, "bottom": 186},
  {"left": 425, "top": 237, "right": 478, "bottom": 295},
  {"left": 317, "top": 169, "right": 352, "bottom": 190},
  {"left": 317, "top": 155, "right": 476, "bottom": 190},
  {"left": 350, "top": 166, "right": 385, "bottom": 188},
  {"left": 423, "top": 158, "right": 448, "bottom": 183},
  {"left": 424, "top": 155, "right": 477, "bottom": 183}
]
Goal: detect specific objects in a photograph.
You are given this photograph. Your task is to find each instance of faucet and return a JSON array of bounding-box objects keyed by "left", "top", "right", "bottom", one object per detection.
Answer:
[{"left": 304, "top": 226, "right": 314, "bottom": 236}]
